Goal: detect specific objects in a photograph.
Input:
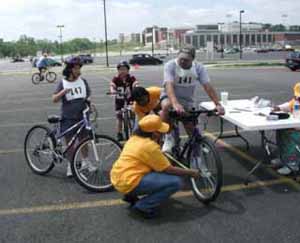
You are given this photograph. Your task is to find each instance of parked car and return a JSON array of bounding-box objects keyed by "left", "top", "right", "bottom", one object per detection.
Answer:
[
  {"left": 129, "top": 54, "right": 163, "bottom": 65},
  {"left": 78, "top": 54, "right": 94, "bottom": 64},
  {"left": 11, "top": 57, "right": 25, "bottom": 63},
  {"left": 285, "top": 51, "right": 300, "bottom": 71},
  {"left": 65, "top": 54, "right": 94, "bottom": 65},
  {"left": 255, "top": 48, "right": 269, "bottom": 53},
  {"left": 31, "top": 57, "right": 62, "bottom": 67},
  {"left": 47, "top": 58, "right": 62, "bottom": 67},
  {"left": 224, "top": 48, "right": 239, "bottom": 54}
]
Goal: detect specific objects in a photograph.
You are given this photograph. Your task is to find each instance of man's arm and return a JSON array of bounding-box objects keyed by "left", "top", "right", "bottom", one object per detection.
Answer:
[
  {"left": 164, "top": 165, "right": 199, "bottom": 178},
  {"left": 203, "top": 83, "right": 225, "bottom": 115}
]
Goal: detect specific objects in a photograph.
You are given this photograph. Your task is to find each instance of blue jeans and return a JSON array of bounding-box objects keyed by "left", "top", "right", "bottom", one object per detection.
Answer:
[{"left": 130, "top": 172, "right": 183, "bottom": 213}]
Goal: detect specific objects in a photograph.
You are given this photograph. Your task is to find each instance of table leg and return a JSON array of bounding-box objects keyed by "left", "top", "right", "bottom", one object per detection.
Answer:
[
  {"left": 214, "top": 117, "right": 250, "bottom": 150},
  {"left": 244, "top": 130, "right": 277, "bottom": 184}
]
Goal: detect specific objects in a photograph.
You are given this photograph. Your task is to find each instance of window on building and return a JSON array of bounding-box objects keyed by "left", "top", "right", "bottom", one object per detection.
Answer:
[
  {"left": 200, "top": 35, "right": 205, "bottom": 47},
  {"left": 192, "top": 36, "right": 198, "bottom": 48},
  {"left": 185, "top": 36, "right": 191, "bottom": 44}
]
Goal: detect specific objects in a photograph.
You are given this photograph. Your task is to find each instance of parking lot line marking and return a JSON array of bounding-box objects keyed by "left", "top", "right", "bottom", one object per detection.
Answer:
[
  {"left": 204, "top": 132, "right": 300, "bottom": 190},
  {"left": 0, "top": 177, "right": 296, "bottom": 217}
]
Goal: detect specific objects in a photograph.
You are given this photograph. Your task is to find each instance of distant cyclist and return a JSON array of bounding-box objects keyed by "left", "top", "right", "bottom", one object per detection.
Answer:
[
  {"left": 110, "top": 61, "right": 138, "bottom": 141},
  {"left": 160, "top": 45, "right": 225, "bottom": 153},
  {"left": 37, "top": 53, "right": 49, "bottom": 79},
  {"left": 52, "top": 56, "right": 94, "bottom": 177}
]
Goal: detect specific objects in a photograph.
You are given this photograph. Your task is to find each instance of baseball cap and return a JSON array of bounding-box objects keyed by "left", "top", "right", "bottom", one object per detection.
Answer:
[
  {"left": 138, "top": 115, "right": 169, "bottom": 133},
  {"left": 294, "top": 82, "right": 300, "bottom": 97}
]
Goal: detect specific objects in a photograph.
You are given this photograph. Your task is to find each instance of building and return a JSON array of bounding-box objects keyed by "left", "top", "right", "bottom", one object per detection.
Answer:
[
  {"left": 183, "top": 23, "right": 275, "bottom": 49},
  {"left": 142, "top": 26, "right": 168, "bottom": 48},
  {"left": 274, "top": 32, "right": 300, "bottom": 46},
  {"left": 118, "top": 33, "right": 142, "bottom": 44},
  {"left": 167, "top": 27, "right": 193, "bottom": 49}
]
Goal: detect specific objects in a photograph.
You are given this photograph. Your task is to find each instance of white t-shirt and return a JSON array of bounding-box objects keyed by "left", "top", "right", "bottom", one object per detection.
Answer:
[
  {"left": 162, "top": 59, "right": 210, "bottom": 106},
  {"left": 62, "top": 78, "right": 87, "bottom": 101}
]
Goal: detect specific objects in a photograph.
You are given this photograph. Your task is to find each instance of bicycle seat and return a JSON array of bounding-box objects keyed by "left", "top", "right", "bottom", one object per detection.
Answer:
[{"left": 48, "top": 115, "right": 61, "bottom": 124}]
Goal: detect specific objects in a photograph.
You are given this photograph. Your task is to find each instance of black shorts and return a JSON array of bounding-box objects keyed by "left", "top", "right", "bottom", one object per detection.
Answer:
[{"left": 115, "top": 99, "right": 125, "bottom": 111}]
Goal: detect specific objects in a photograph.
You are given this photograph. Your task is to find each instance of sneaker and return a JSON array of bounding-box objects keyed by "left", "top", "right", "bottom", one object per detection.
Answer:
[
  {"left": 81, "top": 159, "right": 97, "bottom": 172},
  {"left": 129, "top": 206, "right": 159, "bottom": 219},
  {"left": 117, "top": 132, "right": 124, "bottom": 141},
  {"left": 162, "top": 133, "right": 174, "bottom": 153},
  {"left": 122, "top": 194, "right": 139, "bottom": 207},
  {"left": 277, "top": 162, "right": 299, "bottom": 175},
  {"left": 66, "top": 163, "right": 73, "bottom": 177},
  {"left": 270, "top": 158, "right": 283, "bottom": 167}
]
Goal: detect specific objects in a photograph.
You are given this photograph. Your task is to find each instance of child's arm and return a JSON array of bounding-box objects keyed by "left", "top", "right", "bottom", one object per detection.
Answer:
[
  {"left": 110, "top": 78, "right": 117, "bottom": 93},
  {"left": 52, "top": 89, "right": 70, "bottom": 103}
]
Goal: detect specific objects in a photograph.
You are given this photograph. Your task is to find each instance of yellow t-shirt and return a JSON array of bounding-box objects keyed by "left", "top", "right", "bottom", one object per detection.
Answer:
[
  {"left": 110, "top": 135, "right": 171, "bottom": 194},
  {"left": 133, "top": 87, "right": 161, "bottom": 120}
]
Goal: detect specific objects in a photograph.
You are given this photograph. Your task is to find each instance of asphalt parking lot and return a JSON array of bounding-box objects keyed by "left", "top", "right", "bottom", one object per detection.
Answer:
[{"left": 1, "top": 64, "right": 300, "bottom": 243}]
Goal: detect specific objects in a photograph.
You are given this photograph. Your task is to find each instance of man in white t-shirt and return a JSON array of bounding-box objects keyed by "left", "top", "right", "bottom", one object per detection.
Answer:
[{"left": 160, "top": 45, "right": 225, "bottom": 152}]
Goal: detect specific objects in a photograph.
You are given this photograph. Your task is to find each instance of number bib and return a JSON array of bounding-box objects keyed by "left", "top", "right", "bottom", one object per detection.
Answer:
[
  {"left": 174, "top": 61, "right": 198, "bottom": 87},
  {"left": 62, "top": 78, "right": 87, "bottom": 101}
]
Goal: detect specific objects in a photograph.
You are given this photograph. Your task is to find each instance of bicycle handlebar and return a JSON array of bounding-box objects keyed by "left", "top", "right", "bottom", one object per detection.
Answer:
[
  {"left": 169, "top": 108, "right": 217, "bottom": 121},
  {"left": 106, "top": 91, "right": 126, "bottom": 96}
]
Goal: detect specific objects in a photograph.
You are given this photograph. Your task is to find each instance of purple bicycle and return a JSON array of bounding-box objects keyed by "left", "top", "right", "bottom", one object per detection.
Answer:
[
  {"left": 164, "top": 109, "right": 223, "bottom": 204},
  {"left": 24, "top": 102, "right": 122, "bottom": 192}
]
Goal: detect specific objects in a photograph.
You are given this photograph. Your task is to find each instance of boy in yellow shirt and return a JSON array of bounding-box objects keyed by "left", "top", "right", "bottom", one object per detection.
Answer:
[
  {"left": 272, "top": 82, "right": 300, "bottom": 175},
  {"left": 110, "top": 114, "right": 199, "bottom": 218},
  {"left": 131, "top": 86, "right": 161, "bottom": 120}
]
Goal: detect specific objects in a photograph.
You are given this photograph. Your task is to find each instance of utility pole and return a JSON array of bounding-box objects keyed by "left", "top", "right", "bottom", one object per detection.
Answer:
[
  {"left": 56, "top": 25, "right": 64, "bottom": 61},
  {"left": 239, "top": 10, "right": 244, "bottom": 59},
  {"left": 103, "top": 0, "right": 109, "bottom": 67}
]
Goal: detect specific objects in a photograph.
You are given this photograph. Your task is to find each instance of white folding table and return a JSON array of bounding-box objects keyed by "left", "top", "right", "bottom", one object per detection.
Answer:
[{"left": 200, "top": 99, "right": 300, "bottom": 183}]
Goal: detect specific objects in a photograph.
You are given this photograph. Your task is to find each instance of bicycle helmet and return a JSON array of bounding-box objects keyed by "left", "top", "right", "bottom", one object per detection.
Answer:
[
  {"left": 62, "top": 56, "right": 82, "bottom": 78},
  {"left": 65, "top": 56, "right": 83, "bottom": 68},
  {"left": 117, "top": 60, "right": 130, "bottom": 70},
  {"left": 178, "top": 45, "right": 196, "bottom": 59}
]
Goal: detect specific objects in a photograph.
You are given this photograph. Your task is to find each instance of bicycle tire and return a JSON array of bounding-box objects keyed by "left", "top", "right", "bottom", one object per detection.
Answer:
[
  {"left": 188, "top": 137, "right": 223, "bottom": 204},
  {"left": 123, "top": 111, "right": 130, "bottom": 140},
  {"left": 128, "top": 110, "right": 136, "bottom": 134},
  {"left": 24, "top": 125, "right": 56, "bottom": 175},
  {"left": 90, "top": 104, "right": 98, "bottom": 125},
  {"left": 72, "top": 134, "right": 122, "bottom": 192},
  {"left": 46, "top": 72, "right": 57, "bottom": 83},
  {"left": 32, "top": 73, "right": 41, "bottom": 84}
]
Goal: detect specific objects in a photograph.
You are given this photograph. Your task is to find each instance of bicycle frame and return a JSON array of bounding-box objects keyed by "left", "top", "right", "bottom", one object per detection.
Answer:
[
  {"left": 51, "top": 106, "right": 94, "bottom": 158},
  {"left": 170, "top": 118, "right": 202, "bottom": 167}
]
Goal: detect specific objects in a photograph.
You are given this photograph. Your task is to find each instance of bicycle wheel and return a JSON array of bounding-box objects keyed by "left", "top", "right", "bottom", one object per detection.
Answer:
[
  {"left": 123, "top": 111, "right": 130, "bottom": 140},
  {"left": 188, "top": 137, "right": 223, "bottom": 204},
  {"left": 46, "top": 72, "right": 57, "bottom": 83},
  {"left": 72, "top": 134, "right": 122, "bottom": 192},
  {"left": 24, "top": 125, "right": 56, "bottom": 175},
  {"left": 90, "top": 104, "right": 98, "bottom": 125},
  {"left": 31, "top": 73, "right": 41, "bottom": 85},
  {"left": 128, "top": 110, "right": 136, "bottom": 134}
]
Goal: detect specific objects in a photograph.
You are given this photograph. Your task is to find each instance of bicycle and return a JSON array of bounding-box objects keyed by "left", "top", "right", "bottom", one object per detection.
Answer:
[
  {"left": 163, "top": 109, "right": 223, "bottom": 204},
  {"left": 24, "top": 101, "right": 122, "bottom": 192},
  {"left": 32, "top": 67, "right": 57, "bottom": 84},
  {"left": 107, "top": 90, "right": 136, "bottom": 140}
]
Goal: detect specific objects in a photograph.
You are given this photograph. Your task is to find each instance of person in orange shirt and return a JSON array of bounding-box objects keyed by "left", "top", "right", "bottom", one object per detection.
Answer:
[
  {"left": 271, "top": 82, "right": 300, "bottom": 175},
  {"left": 131, "top": 86, "right": 161, "bottom": 120},
  {"left": 110, "top": 114, "right": 199, "bottom": 219}
]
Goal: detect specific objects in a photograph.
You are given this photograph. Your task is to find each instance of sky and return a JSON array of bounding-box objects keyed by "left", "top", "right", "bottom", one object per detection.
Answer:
[{"left": 0, "top": 0, "right": 299, "bottom": 41}]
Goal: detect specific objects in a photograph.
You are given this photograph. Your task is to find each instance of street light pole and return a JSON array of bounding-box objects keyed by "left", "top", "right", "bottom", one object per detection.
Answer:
[
  {"left": 56, "top": 25, "right": 64, "bottom": 61},
  {"left": 151, "top": 26, "right": 155, "bottom": 56},
  {"left": 239, "top": 10, "right": 244, "bottom": 59},
  {"left": 103, "top": 0, "right": 109, "bottom": 67}
]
